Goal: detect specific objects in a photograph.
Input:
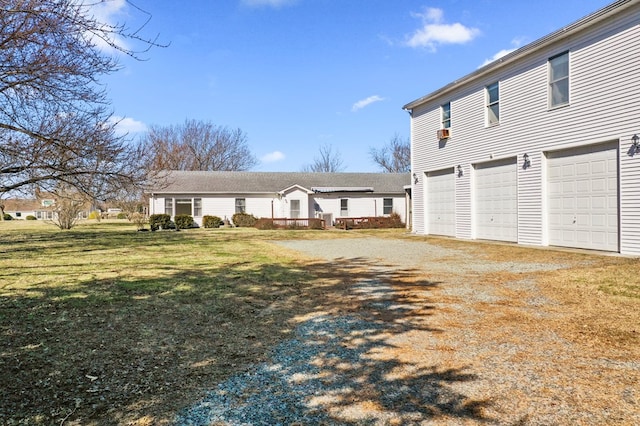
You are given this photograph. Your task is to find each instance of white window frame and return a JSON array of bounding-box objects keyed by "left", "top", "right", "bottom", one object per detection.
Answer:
[
  {"left": 193, "top": 198, "right": 202, "bottom": 217},
  {"left": 164, "top": 198, "right": 173, "bottom": 216},
  {"left": 383, "top": 198, "right": 393, "bottom": 215},
  {"left": 235, "top": 198, "right": 246, "bottom": 214},
  {"left": 441, "top": 102, "right": 451, "bottom": 129},
  {"left": 549, "top": 51, "right": 570, "bottom": 108},
  {"left": 290, "top": 199, "right": 300, "bottom": 218},
  {"left": 486, "top": 81, "right": 499, "bottom": 125},
  {"left": 340, "top": 199, "right": 349, "bottom": 217}
]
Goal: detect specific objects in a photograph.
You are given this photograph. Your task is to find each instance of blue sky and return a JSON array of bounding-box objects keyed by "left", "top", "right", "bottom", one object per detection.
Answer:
[{"left": 101, "top": 0, "right": 613, "bottom": 172}]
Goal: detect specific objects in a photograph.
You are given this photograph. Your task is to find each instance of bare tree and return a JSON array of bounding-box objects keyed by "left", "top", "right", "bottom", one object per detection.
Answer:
[
  {"left": 0, "top": 0, "right": 162, "bottom": 204},
  {"left": 141, "top": 119, "right": 258, "bottom": 171},
  {"left": 48, "top": 185, "right": 89, "bottom": 230},
  {"left": 370, "top": 134, "right": 411, "bottom": 173},
  {"left": 301, "top": 144, "right": 346, "bottom": 173}
]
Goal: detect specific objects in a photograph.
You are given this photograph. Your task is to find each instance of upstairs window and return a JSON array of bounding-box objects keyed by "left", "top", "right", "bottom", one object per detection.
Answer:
[
  {"left": 549, "top": 52, "right": 569, "bottom": 107},
  {"left": 441, "top": 102, "right": 451, "bottom": 129},
  {"left": 486, "top": 82, "right": 499, "bottom": 125}
]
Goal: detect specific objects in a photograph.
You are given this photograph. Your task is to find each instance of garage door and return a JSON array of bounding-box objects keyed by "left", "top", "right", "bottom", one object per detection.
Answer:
[
  {"left": 427, "top": 168, "right": 455, "bottom": 236},
  {"left": 474, "top": 157, "right": 518, "bottom": 242},
  {"left": 547, "top": 142, "right": 618, "bottom": 252}
]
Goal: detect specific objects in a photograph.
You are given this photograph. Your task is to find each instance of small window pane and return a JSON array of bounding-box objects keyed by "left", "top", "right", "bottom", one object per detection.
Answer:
[
  {"left": 487, "top": 82, "right": 499, "bottom": 104},
  {"left": 550, "top": 54, "right": 568, "bottom": 80},
  {"left": 235, "top": 198, "right": 246, "bottom": 214},
  {"left": 340, "top": 199, "right": 348, "bottom": 216},
  {"left": 551, "top": 79, "right": 569, "bottom": 105},
  {"left": 193, "top": 198, "right": 202, "bottom": 216},
  {"left": 383, "top": 198, "right": 393, "bottom": 215},
  {"left": 164, "top": 198, "right": 173, "bottom": 216},
  {"left": 441, "top": 102, "right": 451, "bottom": 128}
]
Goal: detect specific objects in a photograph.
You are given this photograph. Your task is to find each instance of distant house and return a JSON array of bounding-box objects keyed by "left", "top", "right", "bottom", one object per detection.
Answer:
[
  {"left": 404, "top": 0, "right": 640, "bottom": 255},
  {"left": 2, "top": 198, "right": 57, "bottom": 220},
  {"left": 148, "top": 171, "right": 411, "bottom": 227}
]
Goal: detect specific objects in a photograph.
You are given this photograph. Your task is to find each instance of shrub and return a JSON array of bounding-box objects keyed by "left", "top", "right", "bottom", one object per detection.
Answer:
[
  {"left": 387, "top": 212, "right": 405, "bottom": 228},
  {"left": 130, "top": 212, "right": 148, "bottom": 231},
  {"left": 3, "top": 213, "right": 13, "bottom": 220},
  {"left": 255, "top": 218, "right": 278, "bottom": 230},
  {"left": 116, "top": 212, "right": 127, "bottom": 220},
  {"left": 174, "top": 214, "right": 194, "bottom": 229},
  {"left": 202, "top": 215, "right": 223, "bottom": 228},
  {"left": 232, "top": 212, "right": 257, "bottom": 227},
  {"left": 309, "top": 218, "right": 324, "bottom": 230},
  {"left": 26, "top": 215, "right": 37, "bottom": 220},
  {"left": 149, "top": 214, "right": 172, "bottom": 230},
  {"left": 88, "top": 211, "right": 101, "bottom": 221}
]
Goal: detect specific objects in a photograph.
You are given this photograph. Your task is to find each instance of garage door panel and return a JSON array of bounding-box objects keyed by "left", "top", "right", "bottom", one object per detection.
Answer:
[
  {"left": 474, "top": 157, "right": 517, "bottom": 242},
  {"left": 547, "top": 142, "right": 618, "bottom": 252},
  {"left": 427, "top": 169, "right": 455, "bottom": 237}
]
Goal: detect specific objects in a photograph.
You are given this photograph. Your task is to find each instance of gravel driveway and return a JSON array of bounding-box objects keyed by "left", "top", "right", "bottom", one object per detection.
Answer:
[{"left": 175, "top": 237, "right": 640, "bottom": 425}]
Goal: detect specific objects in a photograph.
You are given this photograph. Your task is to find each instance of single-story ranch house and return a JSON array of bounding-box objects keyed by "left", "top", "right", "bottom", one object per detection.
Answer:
[
  {"left": 148, "top": 171, "right": 411, "bottom": 227},
  {"left": 405, "top": 0, "right": 640, "bottom": 256}
]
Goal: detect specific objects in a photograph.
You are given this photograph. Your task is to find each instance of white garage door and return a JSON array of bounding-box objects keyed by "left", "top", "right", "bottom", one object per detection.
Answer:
[
  {"left": 474, "top": 157, "right": 518, "bottom": 242},
  {"left": 547, "top": 142, "right": 618, "bottom": 252},
  {"left": 427, "top": 168, "right": 455, "bottom": 236}
]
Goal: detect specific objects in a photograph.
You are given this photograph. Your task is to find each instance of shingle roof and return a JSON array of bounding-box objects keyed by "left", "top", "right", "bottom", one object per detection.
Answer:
[{"left": 150, "top": 171, "right": 410, "bottom": 194}]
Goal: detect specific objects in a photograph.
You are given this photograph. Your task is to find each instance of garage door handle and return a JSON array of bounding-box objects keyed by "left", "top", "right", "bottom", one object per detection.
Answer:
[{"left": 573, "top": 216, "right": 577, "bottom": 224}]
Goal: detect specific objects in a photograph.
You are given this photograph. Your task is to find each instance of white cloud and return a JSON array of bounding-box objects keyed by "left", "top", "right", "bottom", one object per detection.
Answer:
[
  {"left": 79, "top": 0, "right": 130, "bottom": 52},
  {"left": 241, "top": 0, "right": 298, "bottom": 7},
  {"left": 405, "top": 7, "right": 480, "bottom": 51},
  {"left": 109, "top": 116, "right": 148, "bottom": 136},
  {"left": 479, "top": 39, "right": 524, "bottom": 67},
  {"left": 351, "top": 95, "right": 385, "bottom": 112},
  {"left": 261, "top": 151, "right": 285, "bottom": 163}
]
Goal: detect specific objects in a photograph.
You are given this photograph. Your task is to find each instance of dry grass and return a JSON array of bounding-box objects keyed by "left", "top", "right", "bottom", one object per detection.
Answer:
[{"left": 1, "top": 222, "right": 639, "bottom": 424}]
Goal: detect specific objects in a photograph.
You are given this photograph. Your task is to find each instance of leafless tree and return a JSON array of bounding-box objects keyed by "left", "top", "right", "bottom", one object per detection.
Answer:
[
  {"left": 141, "top": 119, "right": 258, "bottom": 171},
  {"left": 48, "top": 185, "right": 89, "bottom": 230},
  {"left": 369, "top": 134, "right": 411, "bottom": 173},
  {"left": 301, "top": 144, "right": 346, "bottom": 173},
  {"left": 0, "top": 0, "right": 163, "bottom": 207}
]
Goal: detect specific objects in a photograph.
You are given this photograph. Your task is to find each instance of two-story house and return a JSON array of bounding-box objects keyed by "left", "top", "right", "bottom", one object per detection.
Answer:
[{"left": 404, "top": 0, "right": 640, "bottom": 255}]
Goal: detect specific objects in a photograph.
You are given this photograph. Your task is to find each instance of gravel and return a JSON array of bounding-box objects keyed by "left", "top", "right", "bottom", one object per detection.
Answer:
[{"left": 174, "top": 237, "right": 640, "bottom": 425}]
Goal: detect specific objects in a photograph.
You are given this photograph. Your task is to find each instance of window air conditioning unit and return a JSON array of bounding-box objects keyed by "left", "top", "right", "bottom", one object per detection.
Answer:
[{"left": 437, "top": 128, "right": 450, "bottom": 139}]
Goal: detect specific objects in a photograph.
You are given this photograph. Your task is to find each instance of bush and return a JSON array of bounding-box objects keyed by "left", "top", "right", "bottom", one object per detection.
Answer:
[
  {"left": 88, "top": 211, "right": 101, "bottom": 221},
  {"left": 116, "top": 212, "right": 127, "bottom": 220},
  {"left": 202, "top": 215, "right": 222, "bottom": 228},
  {"left": 232, "top": 212, "right": 257, "bottom": 227},
  {"left": 3, "top": 213, "right": 13, "bottom": 220},
  {"left": 149, "top": 214, "right": 172, "bottom": 230},
  {"left": 174, "top": 214, "right": 194, "bottom": 229},
  {"left": 26, "top": 215, "right": 37, "bottom": 220},
  {"left": 255, "top": 218, "right": 278, "bottom": 230}
]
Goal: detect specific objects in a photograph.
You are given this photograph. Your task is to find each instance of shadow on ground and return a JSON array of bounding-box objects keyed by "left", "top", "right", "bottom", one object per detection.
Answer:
[{"left": 1, "top": 232, "right": 490, "bottom": 425}]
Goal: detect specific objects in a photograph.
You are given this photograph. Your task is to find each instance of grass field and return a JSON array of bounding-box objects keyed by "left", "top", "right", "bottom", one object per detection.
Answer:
[{"left": 1, "top": 220, "right": 638, "bottom": 425}]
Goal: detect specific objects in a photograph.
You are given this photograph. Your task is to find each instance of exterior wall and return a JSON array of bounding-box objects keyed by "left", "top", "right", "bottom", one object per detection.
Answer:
[
  {"left": 410, "top": 6, "right": 640, "bottom": 255},
  {"left": 151, "top": 192, "right": 407, "bottom": 227}
]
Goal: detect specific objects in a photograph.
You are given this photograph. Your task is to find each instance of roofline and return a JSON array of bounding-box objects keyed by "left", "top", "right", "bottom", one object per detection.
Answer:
[{"left": 402, "top": 0, "right": 635, "bottom": 111}]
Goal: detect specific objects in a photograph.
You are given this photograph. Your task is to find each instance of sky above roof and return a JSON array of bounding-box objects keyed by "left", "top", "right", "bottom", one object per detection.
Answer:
[{"left": 101, "top": 0, "right": 613, "bottom": 172}]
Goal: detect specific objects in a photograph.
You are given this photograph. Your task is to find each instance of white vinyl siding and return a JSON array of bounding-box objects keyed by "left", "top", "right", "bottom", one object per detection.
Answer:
[{"left": 408, "top": 5, "right": 640, "bottom": 254}]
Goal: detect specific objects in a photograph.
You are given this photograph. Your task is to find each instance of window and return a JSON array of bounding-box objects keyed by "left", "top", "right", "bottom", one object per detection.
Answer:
[
  {"left": 340, "top": 199, "right": 348, "bottom": 216},
  {"left": 290, "top": 199, "right": 300, "bottom": 218},
  {"left": 486, "top": 82, "right": 499, "bottom": 125},
  {"left": 235, "top": 198, "right": 246, "bottom": 214},
  {"left": 549, "top": 52, "right": 569, "bottom": 107},
  {"left": 164, "top": 198, "right": 173, "bottom": 216},
  {"left": 441, "top": 102, "right": 451, "bottom": 129},
  {"left": 15, "top": 212, "right": 21, "bottom": 217},
  {"left": 175, "top": 199, "right": 192, "bottom": 215},
  {"left": 193, "top": 198, "right": 202, "bottom": 217},
  {"left": 383, "top": 198, "right": 393, "bottom": 215}
]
